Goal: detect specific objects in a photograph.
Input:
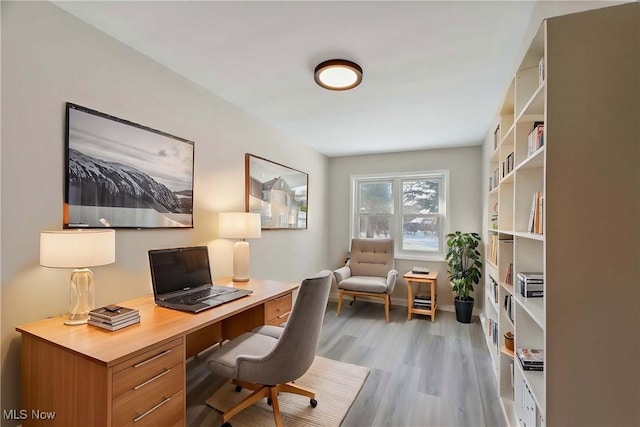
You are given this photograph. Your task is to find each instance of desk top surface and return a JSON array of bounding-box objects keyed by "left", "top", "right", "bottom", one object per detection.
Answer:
[{"left": 16, "top": 278, "right": 297, "bottom": 366}]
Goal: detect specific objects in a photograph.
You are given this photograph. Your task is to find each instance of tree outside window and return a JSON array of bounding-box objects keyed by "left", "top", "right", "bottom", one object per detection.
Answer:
[{"left": 352, "top": 172, "right": 448, "bottom": 259}]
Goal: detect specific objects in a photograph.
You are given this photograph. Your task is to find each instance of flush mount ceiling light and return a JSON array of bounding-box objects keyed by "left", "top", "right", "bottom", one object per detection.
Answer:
[{"left": 314, "top": 59, "right": 363, "bottom": 91}]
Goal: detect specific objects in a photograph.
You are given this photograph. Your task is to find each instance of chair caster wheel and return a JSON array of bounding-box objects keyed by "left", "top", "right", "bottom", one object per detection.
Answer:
[
  {"left": 267, "top": 397, "right": 272, "bottom": 406},
  {"left": 310, "top": 398, "right": 318, "bottom": 408},
  {"left": 234, "top": 385, "right": 242, "bottom": 392},
  {"left": 221, "top": 423, "right": 232, "bottom": 427}
]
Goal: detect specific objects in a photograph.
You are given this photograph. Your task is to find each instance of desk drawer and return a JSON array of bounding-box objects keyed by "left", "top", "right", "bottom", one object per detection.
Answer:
[
  {"left": 265, "top": 293, "right": 292, "bottom": 323},
  {"left": 114, "top": 388, "right": 184, "bottom": 427},
  {"left": 113, "top": 338, "right": 183, "bottom": 398}
]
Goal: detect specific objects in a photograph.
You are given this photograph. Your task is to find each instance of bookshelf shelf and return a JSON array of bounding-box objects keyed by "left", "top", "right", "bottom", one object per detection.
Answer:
[
  {"left": 500, "top": 345, "right": 514, "bottom": 358},
  {"left": 514, "top": 294, "right": 544, "bottom": 329},
  {"left": 483, "top": 5, "right": 639, "bottom": 426},
  {"left": 511, "top": 231, "right": 544, "bottom": 241}
]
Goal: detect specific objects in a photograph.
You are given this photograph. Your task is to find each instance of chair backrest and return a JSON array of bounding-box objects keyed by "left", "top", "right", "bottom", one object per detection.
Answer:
[
  {"left": 349, "top": 238, "right": 394, "bottom": 277},
  {"left": 239, "top": 270, "right": 332, "bottom": 385}
]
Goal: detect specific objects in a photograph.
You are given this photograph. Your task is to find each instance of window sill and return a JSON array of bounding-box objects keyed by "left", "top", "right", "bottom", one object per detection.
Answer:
[{"left": 395, "top": 254, "right": 446, "bottom": 263}]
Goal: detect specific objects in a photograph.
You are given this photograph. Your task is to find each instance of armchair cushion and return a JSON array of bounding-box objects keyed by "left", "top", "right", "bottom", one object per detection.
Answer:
[{"left": 337, "top": 276, "right": 389, "bottom": 294}]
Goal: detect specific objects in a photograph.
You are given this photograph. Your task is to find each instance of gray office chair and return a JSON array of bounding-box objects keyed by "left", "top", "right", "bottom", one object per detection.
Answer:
[
  {"left": 206, "top": 270, "right": 332, "bottom": 427},
  {"left": 333, "top": 238, "right": 398, "bottom": 323}
]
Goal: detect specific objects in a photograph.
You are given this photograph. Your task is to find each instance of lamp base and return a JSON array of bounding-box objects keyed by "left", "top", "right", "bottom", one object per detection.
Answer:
[
  {"left": 232, "top": 241, "right": 251, "bottom": 282},
  {"left": 66, "top": 268, "right": 95, "bottom": 326},
  {"left": 64, "top": 318, "right": 88, "bottom": 326}
]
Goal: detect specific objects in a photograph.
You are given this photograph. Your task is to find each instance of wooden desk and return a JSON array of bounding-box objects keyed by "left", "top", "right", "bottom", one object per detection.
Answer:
[
  {"left": 16, "top": 278, "right": 297, "bottom": 427},
  {"left": 404, "top": 271, "right": 438, "bottom": 322}
]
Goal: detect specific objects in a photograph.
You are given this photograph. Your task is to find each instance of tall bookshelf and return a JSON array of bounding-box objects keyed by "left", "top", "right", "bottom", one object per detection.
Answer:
[{"left": 482, "top": 4, "right": 639, "bottom": 427}]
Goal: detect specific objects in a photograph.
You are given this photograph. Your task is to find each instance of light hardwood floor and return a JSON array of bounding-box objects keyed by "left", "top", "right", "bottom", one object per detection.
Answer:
[{"left": 186, "top": 301, "right": 506, "bottom": 427}]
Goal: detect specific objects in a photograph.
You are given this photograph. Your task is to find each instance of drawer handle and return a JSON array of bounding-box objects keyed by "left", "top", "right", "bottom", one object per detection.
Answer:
[
  {"left": 277, "top": 312, "right": 290, "bottom": 319},
  {"left": 133, "top": 397, "right": 171, "bottom": 422},
  {"left": 133, "top": 369, "right": 171, "bottom": 390},
  {"left": 133, "top": 349, "right": 171, "bottom": 368}
]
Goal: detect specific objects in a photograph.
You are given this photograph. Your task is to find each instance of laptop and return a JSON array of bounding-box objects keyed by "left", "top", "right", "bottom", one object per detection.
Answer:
[{"left": 148, "top": 246, "right": 252, "bottom": 313}]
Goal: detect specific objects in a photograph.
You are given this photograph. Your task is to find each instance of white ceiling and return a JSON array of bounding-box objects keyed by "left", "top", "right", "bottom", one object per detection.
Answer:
[{"left": 52, "top": 1, "right": 540, "bottom": 157}]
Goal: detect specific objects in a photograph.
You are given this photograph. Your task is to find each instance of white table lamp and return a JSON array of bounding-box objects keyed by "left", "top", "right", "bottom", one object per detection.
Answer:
[
  {"left": 218, "top": 212, "right": 261, "bottom": 282},
  {"left": 40, "top": 229, "right": 116, "bottom": 325}
]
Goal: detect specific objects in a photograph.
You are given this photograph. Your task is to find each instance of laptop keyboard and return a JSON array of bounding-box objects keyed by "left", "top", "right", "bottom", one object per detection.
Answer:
[{"left": 165, "top": 286, "right": 236, "bottom": 305}]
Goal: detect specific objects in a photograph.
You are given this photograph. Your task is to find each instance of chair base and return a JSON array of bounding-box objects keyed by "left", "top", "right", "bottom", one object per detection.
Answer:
[
  {"left": 220, "top": 379, "right": 316, "bottom": 427},
  {"left": 336, "top": 289, "right": 391, "bottom": 323}
]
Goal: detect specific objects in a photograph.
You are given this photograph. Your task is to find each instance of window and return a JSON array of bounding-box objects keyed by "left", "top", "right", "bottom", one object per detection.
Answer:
[{"left": 351, "top": 171, "right": 449, "bottom": 260}]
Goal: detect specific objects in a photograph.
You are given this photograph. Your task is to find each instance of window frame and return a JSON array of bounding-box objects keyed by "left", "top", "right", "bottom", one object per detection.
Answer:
[{"left": 350, "top": 170, "right": 450, "bottom": 261}]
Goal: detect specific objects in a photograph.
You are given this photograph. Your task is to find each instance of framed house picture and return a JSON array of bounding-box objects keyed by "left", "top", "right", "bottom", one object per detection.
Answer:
[
  {"left": 245, "top": 154, "right": 308, "bottom": 230},
  {"left": 64, "top": 102, "right": 194, "bottom": 229}
]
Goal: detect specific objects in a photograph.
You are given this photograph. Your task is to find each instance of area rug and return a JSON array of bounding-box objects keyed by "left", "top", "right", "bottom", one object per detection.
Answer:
[{"left": 206, "top": 356, "right": 369, "bottom": 426}]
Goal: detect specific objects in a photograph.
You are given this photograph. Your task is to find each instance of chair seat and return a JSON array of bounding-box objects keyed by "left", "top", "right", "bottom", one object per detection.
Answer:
[
  {"left": 337, "top": 276, "right": 389, "bottom": 294},
  {"left": 252, "top": 324, "right": 285, "bottom": 339},
  {"left": 207, "top": 332, "right": 278, "bottom": 378}
]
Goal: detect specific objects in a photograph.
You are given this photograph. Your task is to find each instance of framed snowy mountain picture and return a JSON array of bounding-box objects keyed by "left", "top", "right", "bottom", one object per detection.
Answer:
[{"left": 64, "top": 102, "right": 194, "bottom": 229}]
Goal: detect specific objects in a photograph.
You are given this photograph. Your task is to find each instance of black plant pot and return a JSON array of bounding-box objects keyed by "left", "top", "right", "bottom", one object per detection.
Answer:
[{"left": 454, "top": 297, "right": 474, "bottom": 323}]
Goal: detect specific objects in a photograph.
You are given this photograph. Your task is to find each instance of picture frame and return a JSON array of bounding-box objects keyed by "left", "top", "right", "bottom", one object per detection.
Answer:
[
  {"left": 64, "top": 102, "right": 194, "bottom": 229},
  {"left": 245, "top": 154, "right": 308, "bottom": 230}
]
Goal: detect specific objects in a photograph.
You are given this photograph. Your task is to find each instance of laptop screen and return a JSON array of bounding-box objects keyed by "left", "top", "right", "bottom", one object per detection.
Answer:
[{"left": 148, "top": 246, "right": 213, "bottom": 296}]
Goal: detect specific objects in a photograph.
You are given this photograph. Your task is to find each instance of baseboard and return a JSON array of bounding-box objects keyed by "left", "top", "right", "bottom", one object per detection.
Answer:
[{"left": 328, "top": 293, "right": 481, "bottom": 316}]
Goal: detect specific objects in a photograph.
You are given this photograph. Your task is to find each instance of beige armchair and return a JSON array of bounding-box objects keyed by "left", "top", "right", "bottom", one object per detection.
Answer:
[{"left": 333, "top": 238, "right": 398, "bottom": 323}]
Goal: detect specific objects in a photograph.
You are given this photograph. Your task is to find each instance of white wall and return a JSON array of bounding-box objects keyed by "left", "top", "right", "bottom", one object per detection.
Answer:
[
  {"left": 0, "top": 1, "right": 329, "bottom": 420},
  {"left": 328, "top": 146, "right": 483, "bottom": 311}
]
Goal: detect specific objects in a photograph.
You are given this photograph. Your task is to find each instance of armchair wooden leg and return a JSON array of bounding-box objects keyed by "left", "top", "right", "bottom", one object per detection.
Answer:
[
  {"left": 336, "top": 290, "right": 344, "bottom": 316},
  {"left": 384, "top": 295, "right": 390, "bottom": 323}
]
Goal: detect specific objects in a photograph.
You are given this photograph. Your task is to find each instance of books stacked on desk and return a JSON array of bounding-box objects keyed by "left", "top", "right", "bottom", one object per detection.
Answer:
[
  {"left": 516, "top": 272, "right": 544, "bottom": 298},
  {"left": 413, "top": 293, "right": 435, "bottom": 310},
  {"left": 88, "top": 305, "right": 140, "bottom": 331},
  {"left": 516, "top": 348, "right": 544, "bottom": 371}
]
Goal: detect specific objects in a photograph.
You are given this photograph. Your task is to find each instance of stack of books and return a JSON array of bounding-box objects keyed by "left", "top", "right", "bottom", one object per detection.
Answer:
[
  {"left": 88, "top": 305, "right": 140, "bottom": 331},
  {"left": 516, "top": 348, "right": 544, "bottom": 371},
  {"left": 516, "top": 272, "right": 544, "bottom": 298},
  {"left": 413, "top": 293, "right": 435, "bottom": 310}
]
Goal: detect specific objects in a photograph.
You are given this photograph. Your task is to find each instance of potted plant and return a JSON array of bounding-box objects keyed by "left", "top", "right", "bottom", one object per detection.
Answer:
[{"left": 445, "top": 231, "right": 482, "bottom": 323}]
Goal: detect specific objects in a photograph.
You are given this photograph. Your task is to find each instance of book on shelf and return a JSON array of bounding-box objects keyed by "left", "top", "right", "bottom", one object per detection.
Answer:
[
  {"left": 527, "top": 122, "right": 545, "bottom": 156},
  {"left": 516, "top": 348, "right": 544, "bottom": 365},
  {"left": 519, "top": 361, "right": 544, "bottom": 371},
  {"left": 493, "top": 124, "right": 500, "bottom": 150},
  {"left": 538, "top": 57, "right": 545, "bottom": 85},
  {"left": 501, "top": 152, "right": 515, "bottom": 178},
  {"left": 88, "top": 315, "right": 140, "bottom": 331},
  {"left": 527, "top": 192, "right": 543, "bottom": 234},
  {"left": 413, "top": 293, "right": 435, "bottom": 308},
  {"left": 488, "top": 234, "right": 498, "bottom": 265},
  {"left": 503, "top": 294, "right": 514, "bottom": 323},
  {"left": 505, "top": 262, "right": 513, "bottom": 285},
  {"left": 516, "top": 273, "right": 544, "bottom": 297}
]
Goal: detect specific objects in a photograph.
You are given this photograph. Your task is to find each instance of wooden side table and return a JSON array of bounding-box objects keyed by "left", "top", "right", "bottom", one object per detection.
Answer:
[{"left": 404, "top": 271, "right": 438, "bottom": 322}]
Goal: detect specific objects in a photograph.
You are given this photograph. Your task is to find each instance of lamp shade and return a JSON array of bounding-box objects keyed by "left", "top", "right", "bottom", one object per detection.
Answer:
[
  {"left": 40, "top": 229, "right": 116, "bottom": 268},
  {"left": 218, "top": 213, "right": 261, "bottom": 239}
]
